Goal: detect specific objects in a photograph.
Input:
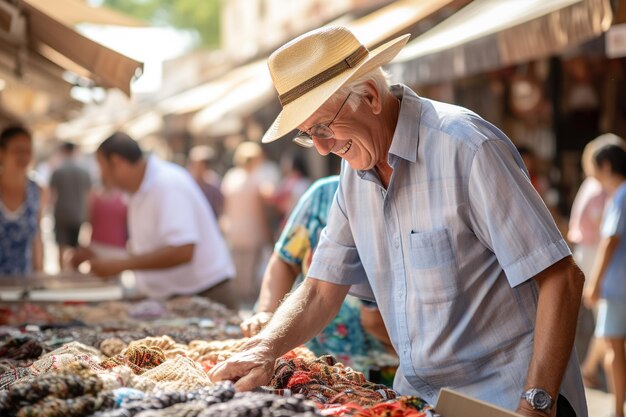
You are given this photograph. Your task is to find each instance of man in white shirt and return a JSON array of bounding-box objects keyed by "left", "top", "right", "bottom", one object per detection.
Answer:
[{"left": 88, "top": 132, "right": 237, "bottom": 309}]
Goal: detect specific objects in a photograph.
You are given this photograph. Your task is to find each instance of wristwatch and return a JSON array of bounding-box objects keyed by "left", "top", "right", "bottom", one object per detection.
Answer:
[{"left": 521, "top": 388, "right": 553, "bottom": 412}]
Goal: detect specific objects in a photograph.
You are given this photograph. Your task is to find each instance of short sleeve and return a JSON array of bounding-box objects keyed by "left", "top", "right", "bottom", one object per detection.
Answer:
[
  {"left": 601, "top": 190, "right": 626, "bottom": 238},
  {"left": 468, "top": 140, "right": 570, "bottom": 287},
  {"left": 307, "top": 180, "right": 368, "bottom": 287},
  {"left": 156, "top": 183, "right": 200, "bottom": 247}
]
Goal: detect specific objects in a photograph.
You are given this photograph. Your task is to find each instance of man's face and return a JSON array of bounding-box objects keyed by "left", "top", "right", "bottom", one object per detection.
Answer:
[
  {"left": 0, "top": 134, "right": 32, "bottom": 171},
  {"left": 97, "top": 152, "right": 124, "bottom": 191},
  {"left": 297, "top": 89, "right": 385, "bottom": 171}
]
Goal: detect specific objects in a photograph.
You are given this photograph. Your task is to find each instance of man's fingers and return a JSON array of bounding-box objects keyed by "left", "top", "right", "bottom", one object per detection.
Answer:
[
  {"left": 208, "top": 360, "right": 239, "bottom": 382},
  {"left": 250, "top": 322, "right": 262, "bottom": 336},
  {"left": 208, "top": 354, "right": 261, "bottom": 382},
  {"left": 233, "top": 366, "right": 272, "bottom": 392},
  {"left": 240, "top": 321, "right": 252, "bottom": 338}
]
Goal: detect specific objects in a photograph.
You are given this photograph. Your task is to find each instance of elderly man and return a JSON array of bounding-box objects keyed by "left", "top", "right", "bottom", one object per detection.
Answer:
[
  {"left": 86, "top": 132, "right": 237, "bottom": 309},
  {"left": 209, "top": 26, "right": 586, "bottom": 417}
]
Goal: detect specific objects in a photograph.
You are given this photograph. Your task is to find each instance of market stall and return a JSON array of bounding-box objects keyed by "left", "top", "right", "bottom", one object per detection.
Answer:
[{"left": 0, "top": 284, "right": 437, "bottom": 417}]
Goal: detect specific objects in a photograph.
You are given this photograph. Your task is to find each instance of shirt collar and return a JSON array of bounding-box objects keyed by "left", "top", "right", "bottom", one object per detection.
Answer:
[{"left": 388, "top": 84, "right": 421, "bottom": 164}]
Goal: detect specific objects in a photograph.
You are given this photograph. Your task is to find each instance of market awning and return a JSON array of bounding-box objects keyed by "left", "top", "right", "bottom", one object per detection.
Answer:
[
  {"left": 183, "top": 0, "right": 456, "bottom": 135},
  {"left": 157, "top": 62, "right": 262, "bottom": 116},
  {"left": 349, "top": 0, "right": 458, "bottom": 48},
  {"left": 24, "top": 0, "right": 144, "bottom": 27},
  {"left": 391, "top": 0, "right": 613, "bottom": 86},
  {"left": 189, "top": 61, "right": 274, "bottom": 135},
  {"left": 0, "top": 0, "right": 144, "bottom": 96}
]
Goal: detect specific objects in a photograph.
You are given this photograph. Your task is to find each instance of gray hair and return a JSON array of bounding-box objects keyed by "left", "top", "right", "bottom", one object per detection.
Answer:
[{"left": 329, "top": 67, "right": 391, "bottom": 111}]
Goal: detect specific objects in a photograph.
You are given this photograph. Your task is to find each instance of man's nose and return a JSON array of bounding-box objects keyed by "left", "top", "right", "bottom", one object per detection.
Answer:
[{"left": 313, "top": 137, "right": 333, "bottom": 156}]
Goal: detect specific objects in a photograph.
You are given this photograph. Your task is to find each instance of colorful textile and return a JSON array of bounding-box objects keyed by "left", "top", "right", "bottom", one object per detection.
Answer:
[
  {"left": 270, "top": 356, "right": 396, "bottom": 406},
  {"left": 100, "top": 345, "right": 165, "bottom": 375},
  {"left": 0, "top": 363, "right": 107, "bottom": 415},
  {"left": 0, "top": 178, "right": 40, "bottom": 275},
  {"left": 0, "top": 367, "right": 32, "bottom": 390},
  {"left": 30, "top": 342, "right": 104, "bottom": 376},
  {"left": 195, "top": 392, "right": 323, "bottom": 417},
  {"left": 17, "top": 391, "right": 115, "bottom": 417},
  {"left": 0, "top": 336, "right": 50, "bottom": 374},
  {"left": 136, "top": 355, "right": 212, "bottom": 392},
  {"left": 274, "top": 177, "right": 388, "bottom": 371},
  {"left": 99, "top": 338, "right": 127, "bottom": 358},
  {"left": 92, "top": 382, "right": 236, "bottom": 417},
  {"left": 322, "top": 396, "right": 433, "bottom": 417}
]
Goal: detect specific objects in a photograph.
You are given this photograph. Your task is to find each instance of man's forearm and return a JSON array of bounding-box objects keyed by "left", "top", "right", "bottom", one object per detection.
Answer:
[
  {"left": 523, "top": 257, "right": 584, "bottom": 405},
  {"left": 258, "top": 278, "right": 349, "bottom": 356},
  {"left": 257, "top": 254, "right": 299, "bottom": 313},
  {"left": 124, "top": 244, "right": 195, "bottom": 271}
]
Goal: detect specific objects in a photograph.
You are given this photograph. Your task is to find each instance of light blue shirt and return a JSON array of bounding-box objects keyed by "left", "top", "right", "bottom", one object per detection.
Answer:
[
  {"left": 600, "top": 182, "right": 626, "bottom": 301},
  {"left": 307, "top": 85, "right": 586, "bottom": 415}
]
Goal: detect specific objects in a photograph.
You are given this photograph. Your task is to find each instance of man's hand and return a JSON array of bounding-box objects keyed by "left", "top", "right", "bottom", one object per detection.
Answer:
[
  {"left": 89, "top": 258, "right": 127, "bottom": 278},
  {"left": 208, "top": 338, "right": 277, "bottom": 391},
  {"left": 516, "top": 399, "right": 556, "bottom": 417},
  {"left": 240, "top": 312, "right": 274, "bottom": 337},
  {"left": 69, "top": 247, "right": 95, "bottom": 269}
]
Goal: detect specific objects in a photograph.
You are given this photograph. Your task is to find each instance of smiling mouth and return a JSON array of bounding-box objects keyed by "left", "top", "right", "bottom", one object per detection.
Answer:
[{"left": 335, "top": 140, "right": 352, "bottom": 155}]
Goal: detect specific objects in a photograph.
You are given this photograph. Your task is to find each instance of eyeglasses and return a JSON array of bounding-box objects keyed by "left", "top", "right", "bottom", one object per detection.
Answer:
[{"left": 293, "top": 93, "right": 352, "bottom": 148}]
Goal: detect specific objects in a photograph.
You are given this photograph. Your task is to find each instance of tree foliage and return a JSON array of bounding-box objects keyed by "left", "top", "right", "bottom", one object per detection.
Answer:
[{"left": 103, "top": 0, "right": 221, "bottom": 48}]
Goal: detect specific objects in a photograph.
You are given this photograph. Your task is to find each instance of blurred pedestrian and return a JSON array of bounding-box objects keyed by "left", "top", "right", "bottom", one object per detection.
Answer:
[
  {"left": 0, "top": 126, "right": 43, "bottom": 275},
  {"left": 583, "top": 143, "right": 626, "bottom": 417},
  {"left": 570, "top": 133, "right": 625, "bottom": 388},
  {"left": 70, "top": 177, "right": 129, "bottom": 269},
  {"left": 49, "top": 142, "right": 91, "bottom": 270},
  {"left": 241, "top": 176, "right": 394, "bottom": 371},
  {"left": 221, "top": 141, "right": 272, "bottom": 306},
  {"left": 187, "top": 145, "right": 224, "bottom": 218},
  {"left": 269, "top": 153, "right": 311, "bottom": 225},
  {"left": 82, "top": 132, "right": 237, "bottom": 308}
]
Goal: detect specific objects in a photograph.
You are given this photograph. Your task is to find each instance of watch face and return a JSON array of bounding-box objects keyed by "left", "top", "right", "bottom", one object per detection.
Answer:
[{"left": 532, "top": 390, "right": 551, "bottom": 410}]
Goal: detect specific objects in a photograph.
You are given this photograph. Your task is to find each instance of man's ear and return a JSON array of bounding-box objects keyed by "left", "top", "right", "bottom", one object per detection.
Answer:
[{"left": 361, "top": 80, "right": 382, "bottom": 115}]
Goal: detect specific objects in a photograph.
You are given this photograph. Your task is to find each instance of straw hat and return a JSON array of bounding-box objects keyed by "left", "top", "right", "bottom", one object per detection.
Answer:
[{"left": 262, "top": 26, "right": 410, "bottom": 144}]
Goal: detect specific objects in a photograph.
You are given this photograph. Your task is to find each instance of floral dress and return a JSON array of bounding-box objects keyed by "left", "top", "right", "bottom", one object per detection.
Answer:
[
  {"left": 275, "top": 176, "right": 388, "bottom": 372},
  {"left": 0, "top": 179, "right": 40, "bottom": 275}
]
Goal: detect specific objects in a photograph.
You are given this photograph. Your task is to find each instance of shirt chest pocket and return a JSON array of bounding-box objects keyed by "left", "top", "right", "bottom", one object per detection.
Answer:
[{"left": 408, "top": 229, "right": 460, "bottom": 304}]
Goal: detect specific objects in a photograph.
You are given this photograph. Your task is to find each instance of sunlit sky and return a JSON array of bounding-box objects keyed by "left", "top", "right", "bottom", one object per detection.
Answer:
[{"left": 78, "top": 4, "right": 197, "bottom": 93}]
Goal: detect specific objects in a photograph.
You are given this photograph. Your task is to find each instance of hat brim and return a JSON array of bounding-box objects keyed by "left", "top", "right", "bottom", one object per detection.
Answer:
[{"left": 262, "top": 34, "right": 410, "bottom": 144}]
